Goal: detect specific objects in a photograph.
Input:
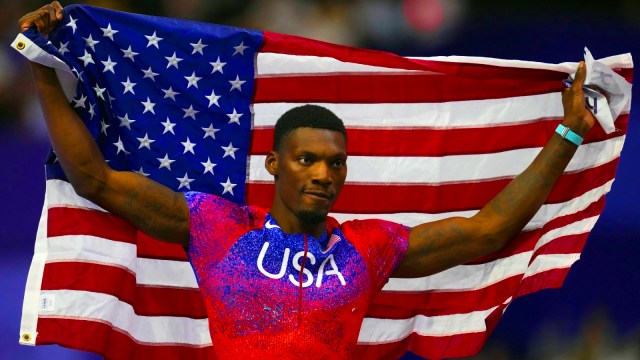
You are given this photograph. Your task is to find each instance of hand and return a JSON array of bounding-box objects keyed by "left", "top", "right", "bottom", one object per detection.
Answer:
[
  {"left": 18, "top": 1, "right": 64, "bottom": 36},
  {"left": 561, "top": 61, "right": 597, "bottom": 137}
]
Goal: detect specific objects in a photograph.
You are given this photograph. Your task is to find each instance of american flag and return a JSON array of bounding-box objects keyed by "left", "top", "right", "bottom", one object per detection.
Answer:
[{"left": 14, "top": 4, "right": 632, "bottom": 360}]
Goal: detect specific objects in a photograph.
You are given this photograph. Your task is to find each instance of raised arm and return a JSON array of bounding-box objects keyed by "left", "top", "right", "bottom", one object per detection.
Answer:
[
  {"left": 393, "top": 61, "right": 596, "bottom": 278},
  {"left": 21, "top": 2, "right": 189, "bottom": 246}
]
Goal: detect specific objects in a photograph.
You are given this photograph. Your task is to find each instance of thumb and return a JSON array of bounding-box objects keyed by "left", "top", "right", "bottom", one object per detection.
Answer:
[{"left": 572, "top": 61, "right": 586, "bottom": 90}]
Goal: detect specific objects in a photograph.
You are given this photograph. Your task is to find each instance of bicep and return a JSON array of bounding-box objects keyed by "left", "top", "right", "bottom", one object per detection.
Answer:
[
  {"left": 392, "top": 216, "right": 496, "bottom": 278},
  {"left": 90, "top": 169, "right": 190, "bottom": 246}
]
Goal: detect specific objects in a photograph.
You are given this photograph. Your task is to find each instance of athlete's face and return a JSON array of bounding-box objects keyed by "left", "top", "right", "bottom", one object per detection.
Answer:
[{"left": 267, "top": 127, "right": 347, "bottom": 225}]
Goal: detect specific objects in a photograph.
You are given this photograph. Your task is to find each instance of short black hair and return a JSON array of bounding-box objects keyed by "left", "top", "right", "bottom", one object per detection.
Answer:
[{"left": 272, "top": 105, "right": 347, "bottom": 151}]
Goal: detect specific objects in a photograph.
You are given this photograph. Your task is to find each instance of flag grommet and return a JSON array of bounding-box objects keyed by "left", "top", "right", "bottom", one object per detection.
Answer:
[
  {"left": 21, "top": 333, "right": 32, "bottom": 342},
  {"left": 15, "top": 41, "right": 26, "bottom": 50}
]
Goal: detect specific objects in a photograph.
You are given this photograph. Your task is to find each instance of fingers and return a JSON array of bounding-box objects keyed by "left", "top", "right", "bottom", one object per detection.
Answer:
[
  {"left": 17, "top": 2, "right": 64, "bottom": 35},
  {"left": 572, "top": 61, "right": 586, "bottom": 90},
  {"left": 52, "top": 1, "right": 64, "bottom": 20}
]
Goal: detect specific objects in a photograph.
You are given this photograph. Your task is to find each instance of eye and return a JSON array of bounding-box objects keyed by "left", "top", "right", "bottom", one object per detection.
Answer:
[
  {"left": 298, "top": 156, "right": 312, "bottom": 165},
  {"left": 332, "top": 159, "right": 346, "bottom": 168}
]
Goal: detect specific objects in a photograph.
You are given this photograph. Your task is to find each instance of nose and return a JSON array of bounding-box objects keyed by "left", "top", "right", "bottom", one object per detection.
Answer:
[{"left": 311, "top": 162, "right": 332, "bottom": 186}]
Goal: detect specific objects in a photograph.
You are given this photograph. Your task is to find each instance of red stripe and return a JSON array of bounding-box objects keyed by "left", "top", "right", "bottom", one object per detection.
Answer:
[
  {"left": 254, "top": 73, "right": 563, "bottom": 104},
  {"left": 247, "top": 158, "right": 619, "bottom": 213},
  {"left": 517, "top": 267, "right": 571, "bottom": 297},
  {"left": 36, "top": 318, "right": 215, "bottom": 360},
  {"left": 41, "top": 262, "right": 207, "bottom": 318},
  {"left": 250, "top": 115, "right": 628, "bottom": 156}
]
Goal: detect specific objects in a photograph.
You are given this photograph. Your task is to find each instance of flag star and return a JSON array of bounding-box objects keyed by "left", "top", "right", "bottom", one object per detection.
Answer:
[
  {"left": 113, "top": 136, "right": 129, "bottom": 154},
  {"left": 161, "top": 117, "right": 176, "bottom": 134},
  {"left": 210, "top": 56, "right": 226, "bottom": 74},
  {"left": 162, "top": 87, "right": 179, "bottom": 101},
  {"left": 118, "top": 113, "right": 136, "bottom": 129},
  {"left": 101, "top": 56, "right": 117, "bottom": 73},
  {"left": 233, "top": 41, "right": 248, "bottom": 55},
  {"left": 121, "top": 46, "right": 139, "bottom": 61},
  {"left": 182, "top": 105, "right": 199, "bottom": 119},
  {"left": 177, "top": 173, "right": 195, "bottom": 190},
  {"left": 137, "top": 133, "right": 156, "bottom": 149},
  {"left": 66, "top": 16, "right": 77, "bottom": 33},
  {"left": 58, "top": 41, "right": 69, "bottom": 54},
  {"left": 221, "top": 142, "right": 239, "bottom": 159},
  {"left": 165, "top": 52, "right": 183, "bottom": 69},
  {"left": 202, "top": 124, "right": 220, "bottom": 139},
  {"left": 93, "top": 84, "right": 106, "bottom": 100},
  {"left": 100, "top": 119, "right": 110, "bottom": 135},
  {"left": 107, "top": 91, "right": 116, "bottom": 103},
  {"left": 121, "top": 77, "right": 137, "bottom": 94},
  {"left": 101, "top": 23, "right": 119, "bottom": 41},
  {"left": 201, "top": 157, "right": 217, "bottom": 175},
  {"left": 71, "top": 68, "right": 84, "bottom": 81},
  {"left": 220, "top": 177, "right": 237, "bottom": 195},
  {"left": 181, "top": 137, "right": 196, "bottom": 154},
  {"left": 142, "top": 67, "right": 159, "bottom": 81},
  {"left": 185, "top": 71, "right": 202, "bottom": 89},
  {"left": 190, "top": 39, "right": 207, "bottom": 55},
  {"left": 78, "top": 50, "right": 95, "bottom": 66},
  {"left": 145, "top": 31, "right": 163, "bottom": 48},
  {"left": 205, "top": 89, "right": 221, "bottom": 108},
  {"left": 229, "top": 75, "right": 246, "bottom": 92},
  {"left": 157, "top": 154, "right": 175, "bottom": 170},
  {"left": 88, "top": 103, "right": 96, "bottom": 120},
  {"left": 73, "top": 94, "right": 87, "bottom": 108},
  {"left": 141, "top": 97, "right": 156, "bottom": 114},
  {"left": 227, "top": 108, "right": 243, "bottom": 125},
  {"left": 134, "top": 166, "right": 149, "bottom": 177},
  {"left": 83, "top": 34, "right": 100, "bottom": 51}
]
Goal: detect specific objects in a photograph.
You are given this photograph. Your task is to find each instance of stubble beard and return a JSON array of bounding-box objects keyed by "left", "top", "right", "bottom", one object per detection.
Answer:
[{"left": 297, "top": 209, "right": 329, "bottom": 225}]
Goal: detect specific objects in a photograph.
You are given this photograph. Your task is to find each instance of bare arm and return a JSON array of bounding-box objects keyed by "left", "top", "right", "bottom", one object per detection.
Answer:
[
  {"left": 22, "top": 2, "right": 189, "bottom": 246},
  {"left": 393, "top": 61, "right": 595, "bottom": 278}
]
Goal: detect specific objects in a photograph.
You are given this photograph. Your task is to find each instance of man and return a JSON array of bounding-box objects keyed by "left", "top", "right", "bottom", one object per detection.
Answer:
[{"left": 19, "top": 2, "right": 596, "bottom": 359}]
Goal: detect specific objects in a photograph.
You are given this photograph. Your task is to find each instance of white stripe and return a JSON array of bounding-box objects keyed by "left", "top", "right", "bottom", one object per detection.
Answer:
[
  {"left": 252, "top": 93, "right": 564, "bottom": 129},
  {"left": 45, "top": 235, "right": 198, "bottom": 289},
  {"left": 249, "top": 136, "right": 624, "bottom": 184},
  {"left": 523, "top": 253, "right": 580, "bottom": 278},
  {"left": 383, "top": 217, "right": 596, "bottom": 292},
  {"left": 47, "top": 179, "right": 106, "bottom": 211},
  {"left": 358, "top": 306, "right": 499, "bottom": 343},
  {"left": 38, "top": 290, "right": 211, "bottom": 345}
]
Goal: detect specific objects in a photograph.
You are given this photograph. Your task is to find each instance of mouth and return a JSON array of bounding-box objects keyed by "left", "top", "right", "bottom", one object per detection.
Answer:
[{"left": 303, "top": 190, "right": 332, "bottom": 202}]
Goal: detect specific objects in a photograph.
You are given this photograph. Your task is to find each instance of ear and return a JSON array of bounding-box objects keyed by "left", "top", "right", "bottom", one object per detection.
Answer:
[{"left": 265, "top": 151, "right": 279, "bottom": 177}]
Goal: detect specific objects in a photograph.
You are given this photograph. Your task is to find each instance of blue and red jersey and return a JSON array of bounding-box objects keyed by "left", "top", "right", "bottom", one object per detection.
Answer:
[{"left": 186, "top": 192, "right": 409, "bottom": 359}]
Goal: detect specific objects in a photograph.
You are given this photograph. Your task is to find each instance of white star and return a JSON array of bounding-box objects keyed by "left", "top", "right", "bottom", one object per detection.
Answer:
[
  {"left": 161, "top": 118, "right": 176, "bottom": 134},
  {"left": 229, "top": 75, "right": 246, "bottom": 92},
  {"left": 93, "top": 84, "right": 106, "bottom": 100},
  {"left": 202, "top": 124, "right": 220, "bottom": 139},
  {"left": 101, "top": 56, "right": 117, "bottom": 73},
  {"left": 66, "top": 16, "right": 77, "bottom": 33},
  {"left": 201, "top": 157, "right": 217, "bottom": 175},
  {"left": 162, "top": 87, "right": 179, "bottom": 101},
  {"left": 182, "top": 105, "right": 199, "bottom": 119},
  {"left": 73, "top": 94, "right": 87, "bottom": 108},
  {"left": 58, "top": 41, "right": 69, "bottom": 54},
  {"left": 121, "top": 46, "right": 138, "bottom": 61},
  {"left": 121, "top": 77, "right": 137, "bottom": 94},
  {"left": 145, "top": 31, "right": 163, "bottom": 48},
  {"left": 71, "top": 68, "right": 84, "bottom": 81},
  {"left": 210, "top": 56, "right": 226, "bottom": 74},
  {"left": 141, "top": 97, "right": 156, "bottom": 114},
  {"left": 177, "top": 173, "right": 195, "bottom": 190},
  {"left": 107, "top": 91, "right": 116, "bottom": 103},
  {"left": 88, "top": 103, "right": 95, "bottom": 120},
  {"left": 233, "top": 41, "right": 248, "bottom": 55},
  {"left": 227, "top": 108, "right": 243, "bottom": 125},
  {"left": 101, "top": 23, "right": 119, "bottom": 41},
  {"left": 190, "top": 39, "right": 207, "bottom": 55},
  {"left": 100, "top": 119, "right": 110, "bottom": 135},
  {"left": 221, "top": 142, "right": 239, "bottom": 159},
  {"left": 185, "top": 71, "right": 202, "bottom": 89},
  {"left": 137, "top": 133, "right": 156, "bottom": 150},
  {"left": 134, "top": 166, "right": 149, "bottom": 177},
  {"left": 78, "top": 50, "right": 95, "bottom": 66},
  {"left": 181, "top": 137, "right": 196, "bottom": 154},
  {"left": 118, "top": 113, "right": 136, "bottom": 129},
  {"left": 157, "top": 154, "right": 175, "bottom": 170},
  {"left": 205, "top": 89, "right": 221, "bottom": 108},
  {"left": 113, "top": 136, "right": 129, "bottom": 154},
  {"left": 142, "top": 67, "right": 159, "bottom": 81},
  {"left": 165, "top": 52, "right": 183, "bottom": 69},
  {"left": 220, "top": 177, "right": 237, "bottom": 195},
  {"left": 83, "top": 34, "right": 100, "bottom": 51}
]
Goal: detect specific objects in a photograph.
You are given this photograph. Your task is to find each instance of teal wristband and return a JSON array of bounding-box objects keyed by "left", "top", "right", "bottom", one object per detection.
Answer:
[{"left": 555, "top": 124, "right": 583, "bottom": 146}]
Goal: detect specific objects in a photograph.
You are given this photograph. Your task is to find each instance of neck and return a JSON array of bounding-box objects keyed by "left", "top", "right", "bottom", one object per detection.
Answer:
[{"left": 269, "top": 204, "right": 326, "bottom": 238}]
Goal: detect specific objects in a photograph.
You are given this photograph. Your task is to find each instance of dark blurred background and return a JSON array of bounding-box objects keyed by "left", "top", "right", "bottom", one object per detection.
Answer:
[{"left": 1, "top": 1, "right": 638, "bottom": 359}]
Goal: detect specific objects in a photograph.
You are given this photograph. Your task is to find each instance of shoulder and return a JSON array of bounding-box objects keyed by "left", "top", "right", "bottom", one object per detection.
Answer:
[{"left": 185, "top": 191, "right": 267, "bottom": 229}]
